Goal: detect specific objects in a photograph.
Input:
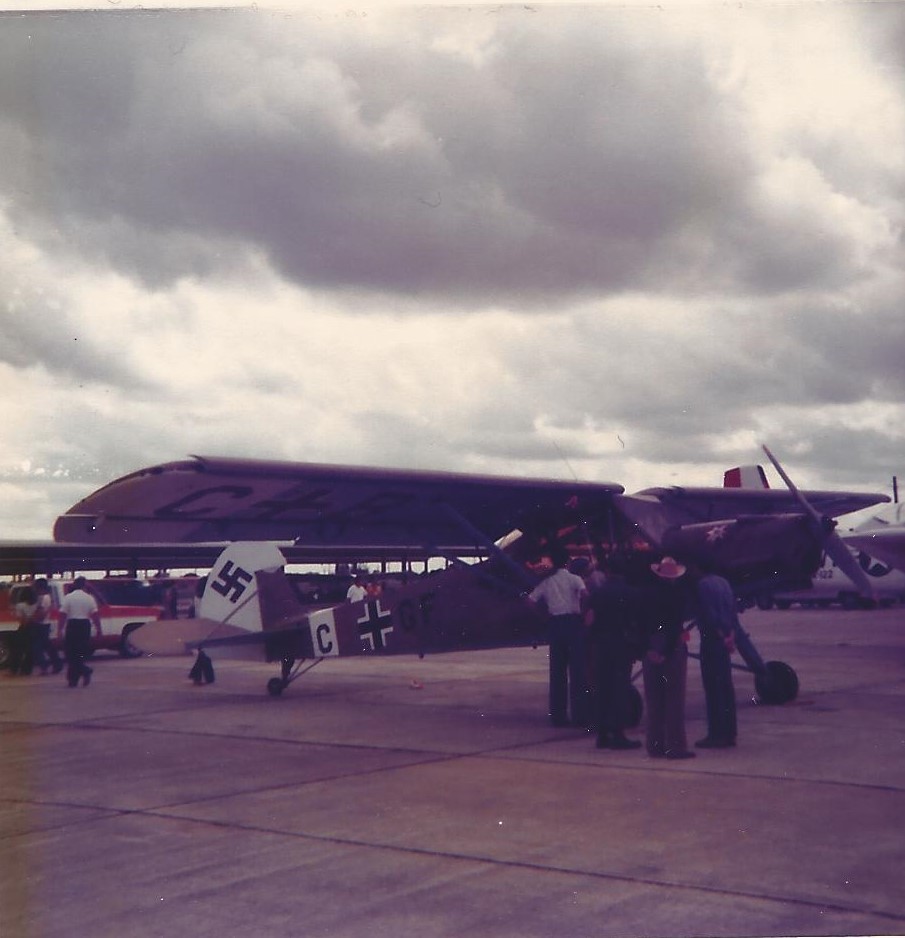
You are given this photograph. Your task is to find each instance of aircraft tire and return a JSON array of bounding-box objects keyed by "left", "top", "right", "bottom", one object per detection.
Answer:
[
  {"left": 267, "top": 677, "right": 285, "bottom": 697},
  {"left": 119, "top": 623, "right": 144, "bottom": 659},
  {"left": 754, "top": 660, "right": 799, "bottom": 705},
  {"left": 626, "top": 685, "right": 643, "bottom": 728}
]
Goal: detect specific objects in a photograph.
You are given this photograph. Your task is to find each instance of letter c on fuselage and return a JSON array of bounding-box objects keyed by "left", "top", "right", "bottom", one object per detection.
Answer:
[
  {"left": 307, "top": 611, "right": 339, "bottom": 657},
  {"left": 315, "top": 622, "right": 334, "bottom": 655}
]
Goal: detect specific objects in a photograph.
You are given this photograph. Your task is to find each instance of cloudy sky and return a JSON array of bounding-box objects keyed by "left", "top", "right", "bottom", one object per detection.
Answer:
[{"left": 1, "top": 1, "right": 903, "bottom": 539}]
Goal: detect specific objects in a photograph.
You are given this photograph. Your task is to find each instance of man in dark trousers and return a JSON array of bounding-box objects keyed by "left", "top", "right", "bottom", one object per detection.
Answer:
[
  {"left": 641, "top": 556, "right": 695, "bottom": 760},
  {"left": 587, "top": 553, "right": 643, "bottom": 750},
  {"left": 527, "top": 547, "right": 589, "bottom": 727},
  {"left": 693, "top": 565, "right": 739, "bottom": 748},
  {"left": 57, "top": 577, "right": 102, "bottom": 688}
]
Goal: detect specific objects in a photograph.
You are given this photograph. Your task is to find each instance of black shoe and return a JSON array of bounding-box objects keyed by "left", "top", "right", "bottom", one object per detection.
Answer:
[
  {"left": 695, "top": 737, "right": 735, "bottom": 749},
  {"left": 608, "top": 736, "right": 642, "bottom": 750},
  {"left": 665, "top": 750, "right": 697, "bottom": 760}
]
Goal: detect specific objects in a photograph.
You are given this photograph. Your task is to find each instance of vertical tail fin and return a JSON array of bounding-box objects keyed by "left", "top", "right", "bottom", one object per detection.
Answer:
[
  {"left": 724, "top": 465, "right": 770, "bottom": 489},
  {"left": 199, "top": 542, "right": 288, "bottom": 631}
]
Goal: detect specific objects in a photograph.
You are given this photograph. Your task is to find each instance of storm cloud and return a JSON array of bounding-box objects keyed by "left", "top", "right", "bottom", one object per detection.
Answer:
[{"left": 1, "top": 2, "right": 902, "bottom": 537}]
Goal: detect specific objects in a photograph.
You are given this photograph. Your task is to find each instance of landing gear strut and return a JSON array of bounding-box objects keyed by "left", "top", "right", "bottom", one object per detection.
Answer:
[{"left": 266, "top": 656, "right": 324, "bottom": 697}]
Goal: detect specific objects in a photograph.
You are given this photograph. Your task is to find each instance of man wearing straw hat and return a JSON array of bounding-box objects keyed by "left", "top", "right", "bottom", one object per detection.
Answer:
[{"left": 642, "top": 556, "right": 695, "bottom": 760}]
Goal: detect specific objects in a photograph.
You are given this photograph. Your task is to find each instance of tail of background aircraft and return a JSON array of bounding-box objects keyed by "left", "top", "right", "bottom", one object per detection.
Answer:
[{"left": 724, "top": 465, "right": 770, "bottom": 489}]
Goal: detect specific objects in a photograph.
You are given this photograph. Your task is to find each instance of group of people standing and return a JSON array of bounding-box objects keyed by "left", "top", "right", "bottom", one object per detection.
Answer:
[
  {"left": 528, "top": 548, "right": 740, "bottom": 759},
  {"left": 9, "top": 576, "right": 101, "bottom": 688}
]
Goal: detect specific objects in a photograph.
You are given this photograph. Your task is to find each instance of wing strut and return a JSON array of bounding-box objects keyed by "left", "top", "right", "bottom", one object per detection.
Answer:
[{"left": 438, "top": 503, "right": 536, "bottom": 591}]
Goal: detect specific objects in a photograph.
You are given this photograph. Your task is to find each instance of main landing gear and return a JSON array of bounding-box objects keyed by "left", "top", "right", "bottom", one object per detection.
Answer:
[
  {"left": 684, "top": 621, "right": 800, "bottom": 706},
  {"left": 732, "top": 622, "right": 799, "bottom": 705},
  {"left": 266, "top": 656, "right": 324, "bottom": 697},
  {"left": 752, "top": 659, "right": 799, "bottom": 705}
]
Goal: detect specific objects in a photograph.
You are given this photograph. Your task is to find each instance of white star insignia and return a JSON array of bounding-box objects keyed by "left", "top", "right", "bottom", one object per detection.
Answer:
[{"left": 705, "top": 523, "right": 731, "bottom": 543}]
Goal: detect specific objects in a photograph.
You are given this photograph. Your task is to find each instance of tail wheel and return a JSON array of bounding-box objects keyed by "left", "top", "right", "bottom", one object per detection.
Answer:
[
  {"left": 267, "top": 677, "right": 286, "bottom": 697},
  {"left": 755, "top": 660, "right": 799, "bottom": 704}
]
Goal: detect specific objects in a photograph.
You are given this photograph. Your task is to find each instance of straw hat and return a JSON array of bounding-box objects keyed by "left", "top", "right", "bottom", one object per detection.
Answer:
[{"left": 650, "top": 556, "right": 687, "bottom": 580}]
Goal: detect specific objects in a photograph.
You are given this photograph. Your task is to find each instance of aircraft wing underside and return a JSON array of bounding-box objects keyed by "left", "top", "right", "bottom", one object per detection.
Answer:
[
  {"left": 52, "top": 456, "right": 625, "bottom": 549},
  {"left": 52, "top": 456, "right": 887, "bottom": 555}
]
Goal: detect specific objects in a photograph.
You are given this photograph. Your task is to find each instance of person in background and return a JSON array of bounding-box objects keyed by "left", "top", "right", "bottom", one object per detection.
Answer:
[
  {"left": 11, "top": 585, "right": 38, "bottom": 675},
  {"left": 587, "top": 553, "right": 643, "bottom": 751},
  {"left": 346, "top": 575, "right": 367, "bottom": 603},
  {"left": 641, "top": 556, "right": 695, "bottom": 759},
  {"left": 527, "top": 547, "right": 589, "bottom": 728},
  {"left": 57, "top": 577, "right": 102, "bottom": 688},
  {"left": 32, "top": 578, "right": 63, "bottom": 675}
]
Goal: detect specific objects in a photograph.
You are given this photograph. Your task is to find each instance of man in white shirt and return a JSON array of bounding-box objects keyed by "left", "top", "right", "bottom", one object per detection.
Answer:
[
  {"left": 346, "top": 575, "right": 367, "bottom": 603},
  {"left": 57, "top": 577, "right": 102, "bottom": 688},
  {"left": 528, "top": 549, "right": 589, "bottom": 727}
]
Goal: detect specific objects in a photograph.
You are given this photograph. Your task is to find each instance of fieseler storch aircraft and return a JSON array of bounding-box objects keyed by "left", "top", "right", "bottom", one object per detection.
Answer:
[{"left": 52, "top": 446, "right": 889, "bottom": 704}]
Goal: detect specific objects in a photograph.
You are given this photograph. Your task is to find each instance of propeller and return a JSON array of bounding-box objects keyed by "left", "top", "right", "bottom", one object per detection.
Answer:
[{"left": 762, "top": 445, "right": 875, "bottom": 603}]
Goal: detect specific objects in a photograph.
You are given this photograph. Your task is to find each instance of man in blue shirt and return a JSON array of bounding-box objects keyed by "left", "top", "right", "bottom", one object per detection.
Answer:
[{"left": 693, "top": 568, "right": 739, "bottom": 748}]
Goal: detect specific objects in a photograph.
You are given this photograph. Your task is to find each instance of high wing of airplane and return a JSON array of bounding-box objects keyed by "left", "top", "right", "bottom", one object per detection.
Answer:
[
  {"left": 52, "top": 457, "right": 626, "bottom": 552},
  {"left": 53, "top": 453, "right": 883, "bottom": 576},
  {"left": 58, "top": 449, "right": 888, "bottom": 705}
]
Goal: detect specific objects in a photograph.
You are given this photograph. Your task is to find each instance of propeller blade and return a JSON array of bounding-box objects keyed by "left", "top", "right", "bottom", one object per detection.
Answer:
[
  {"left": 824, "top": 530, "right": 876, "bottom": 602},
  {"left": 761, "top": 445, "right": 875, "bottom": 602},
  {"left": 762, "top": 446, "right": 823, "bottom": 526}
]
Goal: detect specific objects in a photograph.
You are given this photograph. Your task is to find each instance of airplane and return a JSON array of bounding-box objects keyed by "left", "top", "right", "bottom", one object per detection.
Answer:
[
  {"left": 52, "top": 447, "right": 889, "bottom": 708},
  {"left": 844, "top": 502, "right": 905, "bottom": 579},
  {"left": 759, "top": 546, "right": 905, "bottom": 610}
]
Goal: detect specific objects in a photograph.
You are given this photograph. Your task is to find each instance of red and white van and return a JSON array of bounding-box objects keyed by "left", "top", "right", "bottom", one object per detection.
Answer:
[{"left": 0, "top": 578, "right": 166, "bottom": 668}]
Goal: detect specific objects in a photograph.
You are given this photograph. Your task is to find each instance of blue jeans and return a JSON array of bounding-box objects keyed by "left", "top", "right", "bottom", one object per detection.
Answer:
[
  {"left": 700, "top": 633, "right": 737, "bottom": 742},
  {"left": 547, "top": 614, "right": 588, "bottom": 725}
]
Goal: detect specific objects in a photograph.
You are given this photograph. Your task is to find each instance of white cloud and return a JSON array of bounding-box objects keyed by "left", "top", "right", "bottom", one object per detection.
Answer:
[{"left": 0, "top": 3, "right": 902, "bottom": 539}]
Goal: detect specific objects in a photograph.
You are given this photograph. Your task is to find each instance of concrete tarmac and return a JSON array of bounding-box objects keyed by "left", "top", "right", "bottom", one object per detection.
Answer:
[{"left": 1, "top": 607, "right": 904, "bottom": 938}]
